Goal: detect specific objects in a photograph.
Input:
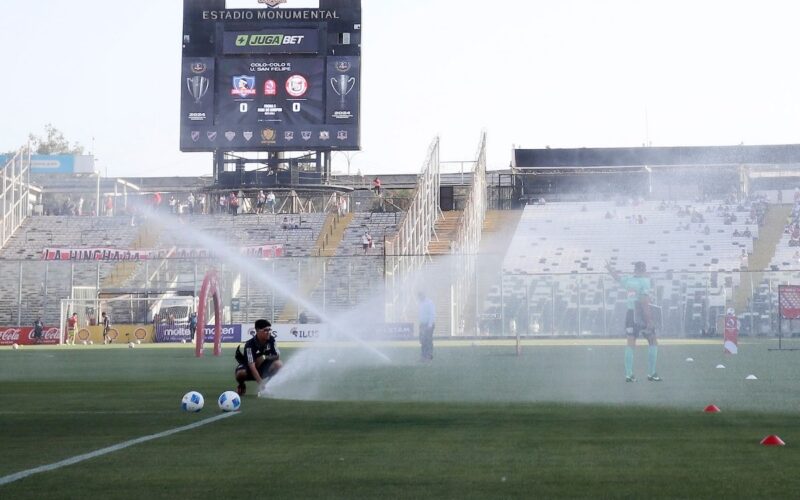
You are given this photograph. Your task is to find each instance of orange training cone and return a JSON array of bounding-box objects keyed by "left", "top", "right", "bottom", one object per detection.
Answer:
[
  {"left": 760, "top": 435, "right": 786, "bottom": 446},
  {"left": 704, "top": 405, "right": 721, "bottom": 413}
]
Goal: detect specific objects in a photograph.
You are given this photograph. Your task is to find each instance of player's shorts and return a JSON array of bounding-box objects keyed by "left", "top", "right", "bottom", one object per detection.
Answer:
[
  {"left": 625, "top": 310, "right": 654, "bottom": 337},
  {"left": 235, "top": 359, "right": 274, "bottom": 380}
]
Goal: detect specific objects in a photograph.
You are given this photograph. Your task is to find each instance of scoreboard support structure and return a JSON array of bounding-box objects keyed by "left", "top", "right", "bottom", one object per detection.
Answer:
[
  {"left": 181, "top": 0, "right": 361, "bottom": 187},
  {"left": 212, "top": 149, "right": 331, "bottom": 187}
]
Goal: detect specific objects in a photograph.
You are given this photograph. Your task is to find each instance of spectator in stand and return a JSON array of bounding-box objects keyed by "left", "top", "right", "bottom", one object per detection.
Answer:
[
  {"left": 219, "top": 194, "right": 227, "bottom": 214},
  {"left": 733, "top": 229, "right": 741, "bottom": 238},
  {"left": 740, "top": 249, "right": 749, "bottom": 270},
  {"left": 153, "top": 192, "right": 162, "bottom": 211},
  {"left": 198, "top": 195, "right": 206, "bottom": 214},
  {"left": 256, "top": 190, "right": 266, "bottom": 214},
  {"left": 77, "top": 196, "right": 84, "bottom": 216},
  {"left": 169, "top": 195, "right": 177, "bottom": 214},
  {"left": 362, "top": 231, "right": 373, "bottom": 254},
  {"left": 187, "top": 193, "right": 195, "bottom": 215},
  {"left": 266, "top": 191, "right": 276, "bottom": 213},
  {"left": 104, "top": 195, "right": 114, "bottom": 216},
  {"left": 742, "top": 228, "right": 752, "bottom": 238},
  {"left": 372, "top": 177, "right": 382, "bottom": 196},
  {"left": 229, "top": 191, "right": 239, "bottom": 215},
  {"left": 281, "top": 217, "right": 299, "bottom": 230}
]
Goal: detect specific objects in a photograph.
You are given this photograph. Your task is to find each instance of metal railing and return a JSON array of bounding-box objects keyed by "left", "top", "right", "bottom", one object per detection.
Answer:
[
  {"left": 1, "top": 145, "right": 32, "bottom": 247},
  {"left": 384, "top": 137, "right": 440, "bottom": 322},
  {"left": 449, "top": 132, "right": 488, "bottom": 335}
]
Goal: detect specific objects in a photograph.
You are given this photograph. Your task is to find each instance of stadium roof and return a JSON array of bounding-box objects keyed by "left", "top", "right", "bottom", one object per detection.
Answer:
[{"left": 513, "top": 144, "right": 800, "bottom": 169}]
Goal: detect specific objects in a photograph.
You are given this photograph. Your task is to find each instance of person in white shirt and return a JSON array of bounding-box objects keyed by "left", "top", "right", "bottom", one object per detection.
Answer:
[{"left": 361, "top": 231, "right": 372, "bottom": 254}]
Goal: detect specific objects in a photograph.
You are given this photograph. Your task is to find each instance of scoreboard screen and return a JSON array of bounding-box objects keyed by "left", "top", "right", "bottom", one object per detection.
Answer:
[{"left": 180, "top": 0, "right": 361, "bottom": 152}]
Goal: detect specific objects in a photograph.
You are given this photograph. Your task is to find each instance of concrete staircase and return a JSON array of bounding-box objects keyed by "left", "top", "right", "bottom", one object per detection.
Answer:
[
  {"left": 427, "top": 210, "right": 462, "bottom": 255},
  {"left": 317, "top": 212, "right": 353, "bottom": 257},
  {"left": 733, "top": 204, "right": 792, "bottom": 311},
  {"left": 276, "top": 212, "right": 352, "bottom": 322}
]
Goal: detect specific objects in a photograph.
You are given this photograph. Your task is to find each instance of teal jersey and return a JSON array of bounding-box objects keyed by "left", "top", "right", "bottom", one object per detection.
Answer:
[{"left": 619, "top": 275, "right": 651, "bottom": 310}]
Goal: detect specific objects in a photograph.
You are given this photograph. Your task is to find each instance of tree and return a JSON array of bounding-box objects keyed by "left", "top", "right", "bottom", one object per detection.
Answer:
[{"left": 28, "top": 123, "right": 84, "bottom": 155}]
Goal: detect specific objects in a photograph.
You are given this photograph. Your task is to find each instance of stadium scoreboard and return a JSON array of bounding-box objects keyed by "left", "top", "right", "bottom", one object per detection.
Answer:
[{"left": 180, "top": 0, "right": 361, "bottom": 152}]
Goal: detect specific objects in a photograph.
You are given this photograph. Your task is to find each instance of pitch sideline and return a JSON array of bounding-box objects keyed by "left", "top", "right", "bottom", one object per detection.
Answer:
[{"left": 0, "top": 412, "right": 238, "bottom": 487}]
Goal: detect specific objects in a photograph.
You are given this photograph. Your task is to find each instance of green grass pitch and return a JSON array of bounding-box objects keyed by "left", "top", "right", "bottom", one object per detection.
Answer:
[{"left": 2, "top": 338, "right": 800, "bottom": 499}]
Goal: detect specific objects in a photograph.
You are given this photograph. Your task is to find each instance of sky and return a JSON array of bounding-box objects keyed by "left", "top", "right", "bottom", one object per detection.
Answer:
[{"left": 1, "top": 0, "right": 799, "bottom": 178}]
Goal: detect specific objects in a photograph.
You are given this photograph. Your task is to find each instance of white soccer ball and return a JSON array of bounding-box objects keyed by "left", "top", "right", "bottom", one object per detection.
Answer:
[
  {"left": 11, "top": 343, "right": 19, "bottom": 350},
  {"left": 128, "top": 342, "right": 135, "bottom": 348},
  {"left": 218, "top": 390, "right": 241, "bottom": 412},
  {"left": 136, "top": 340, "right": 141, "bottom": 345},
  {"left": 181, "top": 391, "right": 204, "bottom": 412},
  {"left": 181, "top": 339, "right": 187, "bottom": 344}
]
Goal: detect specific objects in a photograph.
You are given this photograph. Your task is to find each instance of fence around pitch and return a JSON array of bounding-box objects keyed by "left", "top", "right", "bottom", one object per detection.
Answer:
[
  {"left": 0, "top": 255, "right": 388, "bottom": 328},
  {"left": 3, "top": 257, "right": 800, "bottom": 340},
  {"left": 481, "top": 270, "right": 800, "bottom": 338}
]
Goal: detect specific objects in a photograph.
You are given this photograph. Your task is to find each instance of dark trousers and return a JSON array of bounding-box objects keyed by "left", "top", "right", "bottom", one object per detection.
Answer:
[{"left": 419, "top": 323, "right": 434, "bottom": 360}]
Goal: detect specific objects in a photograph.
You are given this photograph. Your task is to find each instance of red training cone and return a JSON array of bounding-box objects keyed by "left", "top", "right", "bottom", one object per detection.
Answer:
[
  {"left": 760, "top": 435, "right": 786, "bottom": 446},
  {"left": 703, "top": 405, "right": 721, "bottom": 413}
]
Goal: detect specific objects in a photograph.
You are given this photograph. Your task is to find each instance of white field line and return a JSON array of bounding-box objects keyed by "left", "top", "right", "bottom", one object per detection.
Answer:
[{"left": 0, "top": 412, "right": 238, "bottom": 486}]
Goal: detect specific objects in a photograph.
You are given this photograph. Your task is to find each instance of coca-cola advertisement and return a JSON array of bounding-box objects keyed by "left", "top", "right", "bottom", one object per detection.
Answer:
[{"left": 0, "top": 326, "right": 61, "bottom": 345}]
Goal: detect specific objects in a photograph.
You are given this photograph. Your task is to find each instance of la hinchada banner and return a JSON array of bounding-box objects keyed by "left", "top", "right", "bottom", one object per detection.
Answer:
[{"left": 41, "top": 244, "right": 283, "bottom": 261}]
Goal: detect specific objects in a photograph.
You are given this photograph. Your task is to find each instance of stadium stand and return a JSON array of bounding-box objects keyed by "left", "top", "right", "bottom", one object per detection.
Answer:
[
  {"left": 0, "top": 216, "right": 143, "bottom": 325},
  {"left": 484, "top": 199, "right": 762, "bottom": 337}
]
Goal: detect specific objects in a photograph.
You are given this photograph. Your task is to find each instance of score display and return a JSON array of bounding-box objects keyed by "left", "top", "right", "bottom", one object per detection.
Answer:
[{"left": 180, "top": 0, "right": 361, "bottom": 152}]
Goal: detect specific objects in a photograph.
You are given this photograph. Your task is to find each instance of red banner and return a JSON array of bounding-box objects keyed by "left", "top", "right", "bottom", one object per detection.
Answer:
[
  {"left": 41, "top": 244, "right": 283, "bottom": 261},
  {"left": 0, "top": 326, "right": 61, "bottom": 345},
  {"left": 779, "top": 285, "right": 800, "bottom": 319}
]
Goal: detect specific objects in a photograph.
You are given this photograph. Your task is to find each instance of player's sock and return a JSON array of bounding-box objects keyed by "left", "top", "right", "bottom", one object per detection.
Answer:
[
  {"left": 624, "top": 346, "right": 634, "bottom": 378},
  {"left": 648, "top": 345, "right": 658, "bottom": 376}
]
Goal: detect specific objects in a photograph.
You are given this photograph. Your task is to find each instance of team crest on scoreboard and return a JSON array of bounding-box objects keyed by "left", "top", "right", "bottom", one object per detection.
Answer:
[
  {"left": 285, "top": 74, "right": 309, "bottom": 97},
  {"left": 335, "top": 61, "right": 351, "bottom": 72},
  {"left": 225, "top": 131, "right": 236, "bottom": 141},
  {"left": 337, "top": 130, "right": 348, "bottom": 140},
  {"left": 243, "top": 131, "right": 254, "bottom": 141},
  {"left": 301, "top": 131, "right": 312, "bottom": 141},
  {"left": 231, "top": 75, "right": 256, "bottom": 98},
  {"left": 319, "top": 131, "right": 330, "bottom": 140},
  {"left": 261, "top": 128, "right": 277, "bottom": 144},
  {"left": 191, "top": 62, "right": 207, "bottom": 74},
  {"left": 207, "top": 131, "right": 218, "bottom": 141},
  {"left": 258, "top": 0, "right": 287, "bottom": 6},
  {"left": 191, "top": 131, "right": 200, "bottom": 142},
  {"left": 284, "top": 131, "right": 294, "bottom": 141}
]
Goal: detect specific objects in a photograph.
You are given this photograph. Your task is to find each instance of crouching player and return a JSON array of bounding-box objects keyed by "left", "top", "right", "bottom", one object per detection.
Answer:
[{"left": 234, "top": 319, "right": 282, "bottom": 396}]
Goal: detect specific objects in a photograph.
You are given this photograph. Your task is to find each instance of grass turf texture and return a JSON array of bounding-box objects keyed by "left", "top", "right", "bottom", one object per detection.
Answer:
[{"left": 1, "top": 339, "right": 800, "bottom": 498}]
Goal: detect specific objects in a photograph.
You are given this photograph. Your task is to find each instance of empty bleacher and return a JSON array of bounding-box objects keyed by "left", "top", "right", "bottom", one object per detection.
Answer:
[{"left": 483, "top": 200, "right": 761, "bottom": 337}]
